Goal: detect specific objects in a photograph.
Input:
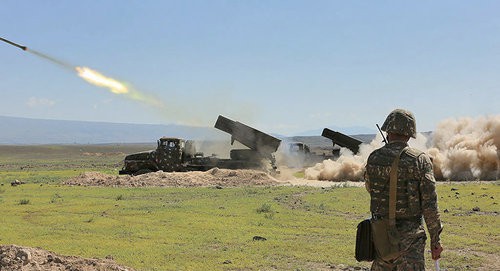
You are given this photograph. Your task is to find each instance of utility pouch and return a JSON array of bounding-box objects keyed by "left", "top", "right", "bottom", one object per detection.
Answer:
[
  {"left": 371, "top": 219, "right": 401, "bottom": 261},
  {"left": 355, "top": 219, "right": 375, "bottom": 262}
]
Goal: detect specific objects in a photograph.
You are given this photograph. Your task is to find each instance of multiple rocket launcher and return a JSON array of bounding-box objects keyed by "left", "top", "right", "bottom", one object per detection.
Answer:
[{"left": 1, "top": 36, "right": 364, "bottom": 159}]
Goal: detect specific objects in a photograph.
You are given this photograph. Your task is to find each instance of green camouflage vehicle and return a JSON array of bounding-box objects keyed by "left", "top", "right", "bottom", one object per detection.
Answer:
[
  {"left": 119, "top": 137, "right": 218, "bottom": 175},
  {"left": 119, "top": 115, "right": 282, "bottom": 175}
]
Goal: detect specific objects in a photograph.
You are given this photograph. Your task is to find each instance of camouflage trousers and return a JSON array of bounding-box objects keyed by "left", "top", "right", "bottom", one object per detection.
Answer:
[{"left": 371, "top": 219, "right": 427, "bottom": 271}]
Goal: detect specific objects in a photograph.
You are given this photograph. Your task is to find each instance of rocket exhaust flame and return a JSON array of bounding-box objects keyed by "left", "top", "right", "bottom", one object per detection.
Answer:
[
  {"left": 74, "top": 66, "right": 165, "bottom": 108},
  {"left": 77, "top": 66, "right": 166, "bottom": 108},
  {"left": 75, "top": 67, "right": 128, "bottom": 94},
  {"left": 1, "top": 36, "right": 165, "bottom": 109}
]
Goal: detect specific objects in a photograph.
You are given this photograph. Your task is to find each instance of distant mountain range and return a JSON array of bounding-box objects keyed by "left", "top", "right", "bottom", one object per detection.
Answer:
[
  {"left": 294, "top": 126, "right": 376, "bottom": 136},
  {"left": 0, "top": 116, "right": 225, "bottom": 145},
  {"left": 0, "top": 116, "right": 376, "bottom": 145}
]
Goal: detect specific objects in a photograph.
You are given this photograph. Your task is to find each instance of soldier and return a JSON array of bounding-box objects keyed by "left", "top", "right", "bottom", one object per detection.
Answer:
[{"left": 365, "top": 109, "right": 443, "bottom": 270}]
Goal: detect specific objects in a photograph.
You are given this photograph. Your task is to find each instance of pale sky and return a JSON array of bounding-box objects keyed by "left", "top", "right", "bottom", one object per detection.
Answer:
[{"left": 1, "top": 1, "right": 499, "bottom": 135}]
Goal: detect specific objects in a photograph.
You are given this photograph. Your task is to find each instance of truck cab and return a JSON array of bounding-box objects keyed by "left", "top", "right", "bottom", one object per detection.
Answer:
[{"left": 119, "top": 137, "right": 197, "bottom": 175}]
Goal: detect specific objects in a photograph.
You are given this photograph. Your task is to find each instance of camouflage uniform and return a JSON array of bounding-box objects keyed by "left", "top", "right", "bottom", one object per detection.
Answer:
[{"left": 365, "top": 109, "right": 443, "bottom": 271}]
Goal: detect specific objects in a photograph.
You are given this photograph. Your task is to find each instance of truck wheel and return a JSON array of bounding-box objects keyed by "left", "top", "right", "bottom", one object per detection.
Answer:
[{"left": 133, "top": 169, "right": 153, "bottom": 176}]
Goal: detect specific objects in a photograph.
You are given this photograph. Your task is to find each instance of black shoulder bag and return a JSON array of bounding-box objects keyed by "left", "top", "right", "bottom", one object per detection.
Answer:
[{"left": 355, "top": 218, "right": 375, "bottom": 261}]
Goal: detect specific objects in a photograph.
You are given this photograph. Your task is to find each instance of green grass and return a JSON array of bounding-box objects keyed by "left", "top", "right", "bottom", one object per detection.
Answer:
[
  {"left": 0, "top": 145, "right": 498, "bottom": 270},
  {"left": 1, "top": 184, "right": 369, "bottom": 270},
  {"left": 0, "top": 144, "right": 150, "bottom": 184},
  {"left": 0, "top": 183, "right": 498, "bottom": 270}
]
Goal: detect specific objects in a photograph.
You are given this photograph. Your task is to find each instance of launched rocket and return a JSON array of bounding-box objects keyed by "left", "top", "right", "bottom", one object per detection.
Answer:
[
  {"left": 0, "top": 37, "right": 27, "bottom": 51},
  {"left": 1, "top": 35, "right": 166, "bottom": 109}
]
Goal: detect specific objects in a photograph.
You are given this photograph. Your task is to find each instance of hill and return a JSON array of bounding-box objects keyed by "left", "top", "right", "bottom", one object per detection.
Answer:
[
  {"left": 0, "top": 116, "right": 376, "bottom": 145},
  {"left": 0, "top": 116, "right": 223, "bottom": 144}
]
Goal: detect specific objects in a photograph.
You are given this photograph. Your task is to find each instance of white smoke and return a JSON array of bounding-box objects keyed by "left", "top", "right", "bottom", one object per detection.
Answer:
[
  {"left": 304, "top": 115, "right": 500, "bottom": 181},
  {"left": 275, "top": 140, "right": 310, "bottom": 169}
]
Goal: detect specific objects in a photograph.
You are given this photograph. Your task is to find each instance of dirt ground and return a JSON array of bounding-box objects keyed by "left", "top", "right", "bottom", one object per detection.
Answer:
[
  {"left": 0, "top": 245, "right": 135, "bottom": 271},
  {"left": 62, "top": 168, "right": 362, "bottom": 188},
  {"left": 0, "top": 244, "right": 369, "bottom": 271},
  {"left": 63, "top": 168, "right": 281, "bottom": 187}
]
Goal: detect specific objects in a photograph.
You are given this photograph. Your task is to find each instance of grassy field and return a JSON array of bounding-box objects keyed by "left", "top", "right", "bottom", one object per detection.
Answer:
[
  {"left": 0, "top": 145, "right": 498, "bottom": 270},
  {"left": 0, "top": 144, "right": 151, "bottom": 183}
]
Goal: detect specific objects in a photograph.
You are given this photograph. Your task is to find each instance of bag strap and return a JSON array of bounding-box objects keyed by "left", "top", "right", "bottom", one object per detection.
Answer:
[{"left": 389, "top": 147, "right": 408, "bottom": 227}]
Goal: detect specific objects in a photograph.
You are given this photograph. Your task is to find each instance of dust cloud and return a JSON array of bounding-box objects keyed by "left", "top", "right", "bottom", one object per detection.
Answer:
[
  {"left": 195, "top": 140, "right": 248, "bottom": 159},
  {"left": 275, "top": 140, "right": 309, "bottom": 169},
  {"left": 428, "top": 115, "right": 499, "bottom": 180},
  {"left": 305, "top": 115, "right": 499, "bottom": 181},
  {"left": 304, "top": 133, "right": 384, "bottom": 181}
]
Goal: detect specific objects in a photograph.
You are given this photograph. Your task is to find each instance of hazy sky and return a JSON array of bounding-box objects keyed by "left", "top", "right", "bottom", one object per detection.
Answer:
[{"left": 1, "top": 1, "right": 499, "bottom": 135}]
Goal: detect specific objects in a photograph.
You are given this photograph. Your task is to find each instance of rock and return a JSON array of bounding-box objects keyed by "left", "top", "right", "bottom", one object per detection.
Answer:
[
  {"left": 252, "top": 236, "right": 267, "bottom": 241},
  {"left": 11, "top": 180, "right": 23, "bottom": 186},
  {"left": 210, "top": 168, "right": 219, "bottom": 175},
  {"left": 1, "top": 245, "right": 136, "bottom": 270},
  {"left": 15, "top": 248, "right": 31, "bottom": 265}
]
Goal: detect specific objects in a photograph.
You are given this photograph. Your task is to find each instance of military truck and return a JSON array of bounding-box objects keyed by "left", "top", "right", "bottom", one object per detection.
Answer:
[
  {"left": 278, "top": 141, "right": 313, "bottom": 168},
  {"left": 118, "top": 137, "right": 219, "bottom": 175},
  {"left": 119, "top": 115, "right": 281, "bottom": 175},
  {"left": 288, "top": 142, "right": 311, "bottom": 154},
  {"left": 213, "top": 115, "right": 281, "bottom": 171}
]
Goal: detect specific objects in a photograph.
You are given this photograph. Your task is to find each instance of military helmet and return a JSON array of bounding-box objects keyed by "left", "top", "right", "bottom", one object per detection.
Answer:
[{"left": 381, "top": 109, "right": 417, "bottom": 138}]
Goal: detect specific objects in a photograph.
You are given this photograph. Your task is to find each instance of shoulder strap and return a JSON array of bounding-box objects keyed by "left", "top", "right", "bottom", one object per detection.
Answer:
[
  {"left": 405, "top": 147, "right": 424, "bottom": 158},
  {"left": 389, "top": 147, "right": 408, "bottom": 227}
]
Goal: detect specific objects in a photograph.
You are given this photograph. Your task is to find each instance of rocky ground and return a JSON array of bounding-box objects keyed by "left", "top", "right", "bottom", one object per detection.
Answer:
[
  {"left": 62, "top": 168, "right": 362, "bottom": 188},
  {"left": 63, "top": 168, "right": 282, "bottom": 187},
  {"left": 0, "top": 244, "right": 369, "bottom": 271},
  {"left": 0, "top": 245, "right": 135, "bottom": 271}
]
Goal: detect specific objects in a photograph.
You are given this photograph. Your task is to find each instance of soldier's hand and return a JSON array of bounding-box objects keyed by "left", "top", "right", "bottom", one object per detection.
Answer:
[{"left": 431, "top": 243, "right": 443, "bottom": 260}]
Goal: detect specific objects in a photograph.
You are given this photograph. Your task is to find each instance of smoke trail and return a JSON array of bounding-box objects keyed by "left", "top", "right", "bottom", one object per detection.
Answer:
[
  {"left": 26, "top": 49, "right": 166, "bottom": 109},
  {"left": 305, "top": 115, "right": 499, "bottom": 181},
  {"left": 18, "top": 45, "right": 255, "bottom": 128},
  {"left": 27, "top": 49, "right": 74, "bottom": 71}
]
